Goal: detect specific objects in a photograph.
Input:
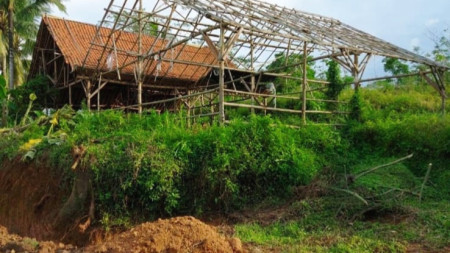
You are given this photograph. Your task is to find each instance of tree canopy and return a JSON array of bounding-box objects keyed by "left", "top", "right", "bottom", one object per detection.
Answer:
[{"left": 0, "top": 0, "right": 66, "bottom": 87}]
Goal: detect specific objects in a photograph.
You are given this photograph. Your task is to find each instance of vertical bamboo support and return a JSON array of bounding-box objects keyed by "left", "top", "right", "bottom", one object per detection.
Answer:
[
  {"left": 285, "top": 39, "right": 291, "bottom": 92},
  {"left": 251, "top": 75, "right": 255, "bottom": 114},
  {"left": 137, "top": 0, "right": 143, "bottom": 114},
  {"left": 250, "top": 36, "right": 255, "bottom": 114},
  {"left": 264, "top": 97, "right": 267, "bottom": 115},
  {"left": 97, "top": 88, "right": 101, "bottom": 112},
  {"left": 218, "top": 23, "right": 225, "bottom": 124},
  {"left": 69, "top": 85, "right": 72, "bottom": 106},
  {"left": 187, "top": 91, "right": 191, "bottom": 127},
  {"left": 301, "top": 42, "right": 307, "bottom": 125},
  {"left": 87, "top": 80, "right": 91, "bottom": 111},
  {"left": 353, "top": 54, "right": 360, "bottom": 92},
  {"left": 210, "top": 93, "right": 214, "bottom": 125},
  {"left": 442, "top": 95, "right": 446, "bottom": 116},
  {"left": 65, "top": 65, "right": 72, "bottom": 106}
]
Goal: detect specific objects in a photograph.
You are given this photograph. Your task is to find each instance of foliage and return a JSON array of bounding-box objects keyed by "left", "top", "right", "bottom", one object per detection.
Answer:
[
  {"left": 0, "top": 75, "right": 6, "bottom": 99},
  {"left": 431, "top": 28, "right": 450, "bottom": 65},
  {"left": 8, "top": 75, "right": 55, "bottom": 122},
  {"left": 0, "top": 73, "right": 449, "bottom": 252},
  {"left": 0, "top": 0, "right": 66, "bottom": 87},
  {"left": 325, "top": 60, "right": 351, "bottom": 111},
  {"left": 382, "top": 57, "right": 410, "bottom": 76},
  {"left": 349, "top": 90, "right": 363, "bottom": 122},
  {"left": 265, "top": 52, "right": 316, "bottom": 93},
  {"left": 235, "top": 158, "right": 449, "bottom": 251},
  {"left": 108, "top": 10, "right": 158, "bottom": 36},
  {"left": 175, "top": 116, "right": 326, "bottom": 213}
]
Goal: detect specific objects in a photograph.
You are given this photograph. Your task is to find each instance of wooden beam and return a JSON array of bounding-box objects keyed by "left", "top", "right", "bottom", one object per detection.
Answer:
[
  {"left": 89, "top": 81, "right": 109, "bottom": 99},
  {"left": 223, "top": 27, "right": 244, "bottom": 57},
  {"left": 219, "top": 24, "right": 226, "bottom": 124},
  {"left": 224, "top": 102, "right": 303, "bottom": 114},
  {"left": 86, "top": 80, "right": 92, "bottom": 111},
  {"left": 202, "top": 32, "right": 219, "bottom": 59},
  {"left": 302, "top": 42, "right": 308, "bottom": 125}
]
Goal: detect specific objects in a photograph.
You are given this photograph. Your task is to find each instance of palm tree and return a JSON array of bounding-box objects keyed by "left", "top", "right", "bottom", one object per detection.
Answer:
[
  {"left": 0, "top": 0, "right": 66, "bottom": 126},
  {"left": 0, "top": 0, "right": 66, "bottom": 87}
]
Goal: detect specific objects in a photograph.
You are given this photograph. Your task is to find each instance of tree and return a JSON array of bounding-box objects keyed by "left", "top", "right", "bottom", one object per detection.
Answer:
[
  {"left": 382, "top": 57, "right": 410, "bottom": 84},
  {"left": 109, "top": 10, "right": 158, "bottom": 36},
  {"left": 266, "top": 52, "right": 316, "bottom": 93},
  {"left": 0, "top": 0, "right": 66, "bottom": 87},
  {"left": 0, "top": 0, "right": 65, "bottom": 126},
  {"left": 325, "top": 60, "right": 347, "bottom": 111},
  {"left": 382, "top": 57, "right": 410, "bottom": 76},
  {"left": 431, "top": 28, "right": 449, "bottom": 66}
]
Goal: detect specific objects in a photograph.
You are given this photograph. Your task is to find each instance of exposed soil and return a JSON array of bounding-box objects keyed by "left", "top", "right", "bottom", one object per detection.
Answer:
[
  {"left": 85, "top": 216, "right": 243, "bottom": 253},
  {"left": 0, "top": 225, "right": 76, "bottom": 253},
  {"left": 1, "top": 160, "right": 448, "bottom": 253},
  {"left": 0, "top": 216, "right": 244, "bottom": 253},
  {"left": 0, "top": 159, "right": 245, "bottom": 252},
  {"left": 0, "top": 158, "right": 71, "bottom": 242}
]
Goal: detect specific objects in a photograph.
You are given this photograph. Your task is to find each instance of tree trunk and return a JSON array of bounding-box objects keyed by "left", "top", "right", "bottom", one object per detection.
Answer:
[
  {"left": 1, "top": 57, "right": 7, "bottom": 127},
  {"left": 8, "top": 0, "right": 14, "bottom": 90}
]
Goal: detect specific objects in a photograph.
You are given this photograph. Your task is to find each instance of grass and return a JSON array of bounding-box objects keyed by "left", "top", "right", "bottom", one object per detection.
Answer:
[
  {"left": 234, "top": 154, "right": 449, "bottom": 252},
  {"left": 1, "top": 79, "right": 448, "bottom": 251},
  {"left": 235, "top": 197, "right": 449, "bottom": 252}
]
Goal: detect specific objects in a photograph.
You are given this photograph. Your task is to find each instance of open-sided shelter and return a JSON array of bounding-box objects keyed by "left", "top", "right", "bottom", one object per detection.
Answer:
[{"left": 29, "top": 0, "right": 448, "bottom": 124}]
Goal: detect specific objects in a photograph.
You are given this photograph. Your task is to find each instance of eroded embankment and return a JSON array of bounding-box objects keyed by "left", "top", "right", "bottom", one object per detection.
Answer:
[
  {"left": 0, "top": 158, "right": 80, "bottom": 243},
  {"left": 0, "top": 159, "right": 245, "bottom": 253}
]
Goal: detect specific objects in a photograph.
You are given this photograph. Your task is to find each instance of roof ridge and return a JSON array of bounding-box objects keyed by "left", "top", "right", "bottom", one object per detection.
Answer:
[{"left": 43, "top": 14, "right": 101, "bottom": 28}]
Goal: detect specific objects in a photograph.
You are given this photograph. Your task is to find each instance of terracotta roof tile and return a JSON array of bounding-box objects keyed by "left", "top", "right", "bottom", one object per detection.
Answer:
[{"left": 42, "top": 16, "right": 220, "bottom": 82}]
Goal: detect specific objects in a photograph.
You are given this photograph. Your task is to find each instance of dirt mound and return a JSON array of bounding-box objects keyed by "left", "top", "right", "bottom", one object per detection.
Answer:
[
  {"left": 0, "top": 225, "right": 77, "bottom": 253},
  {"left": 86, "top": 216, "right": 244, "bottom": 253}
]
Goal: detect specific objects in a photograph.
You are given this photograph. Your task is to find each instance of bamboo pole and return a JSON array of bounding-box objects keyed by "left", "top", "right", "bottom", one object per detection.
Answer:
[
  {"left": 97, "top": 88, "right": 101, "bottom": 111},
  {"left": 419, "top": 163, "right": 432, "bottom": 202},
  {"left": 125, "top": 88, "right": 219, "bottom": 108},
  {"left": 137, "top": 0, "right": 143, "bottom": 114},
  {"left": 353, "top": 54, "right": 360, "bottom": 91},
  {"left": 87, "top": 80, "right": 92, "bottom": 111},
  {"left": 224, "top": 102, "right": 303, "bottom": 114},
  {"left": 302, "top": 42, "right": 307, "bottom": 125},
  {"left": 219, "top": 23, "right": 226, "bottom": 124}
]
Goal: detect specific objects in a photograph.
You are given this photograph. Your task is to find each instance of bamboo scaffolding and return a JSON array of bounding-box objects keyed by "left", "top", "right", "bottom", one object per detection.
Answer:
[{"left": 28, "top": 0, "right": 449, "bottom": 119}]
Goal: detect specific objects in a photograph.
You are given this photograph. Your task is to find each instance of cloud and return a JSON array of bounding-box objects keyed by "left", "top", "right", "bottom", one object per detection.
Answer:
[
  {"left": 410, "top": 38, "right": 421, "bottom": 49},
  {"left": 425, "top": 18, "right": 439, "bottom": 27}
]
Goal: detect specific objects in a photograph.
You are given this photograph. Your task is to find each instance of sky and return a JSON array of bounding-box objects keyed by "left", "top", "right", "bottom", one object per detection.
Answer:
[{"left": 51, "top": 0, "right": 450, "bottom": 76}]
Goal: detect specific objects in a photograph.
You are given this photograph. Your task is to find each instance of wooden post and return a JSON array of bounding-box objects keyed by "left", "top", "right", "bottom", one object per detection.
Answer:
[
  {"left": 218, "top": 23, "right": 225, "bottom": 124},
  {"left": 442, "top": 95, "right": 446, "bottom": 116},
  {"left": 97, "top": 88, "right": 101, "bottom": 112},
  {"left": 302, "top": 42, "right": 308, "bottom": 125},
  {"left": 251, "top": 74, "right": 255, "bottom": 114},
  {"left": 87, "top": 80, "right": 92, "bottom": 111},
  {"left": 210, "top": 93, "right": 214, "bottom": 125},
  {"left": 250, "top": 36, "right": 255, "bottom": 114},
  {"left": 69, "top": 85, "right": 72, "bottom": 106},
  {"left": 264, "top": 97, "right": 267, "bottom": 115},
  {"left": 353, "top": 54, "right": 360, "bottom": 92},
  {"left": 137, "top": 0, "right": 143, "bottom": 114},
  {"left": 187, "top": 91, "right": 191, "bottom": 127}
]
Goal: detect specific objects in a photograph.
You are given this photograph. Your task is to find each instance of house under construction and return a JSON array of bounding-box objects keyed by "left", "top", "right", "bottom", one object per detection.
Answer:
[{"left": 28, "top": 0, "right": 448, "bottom": 125}]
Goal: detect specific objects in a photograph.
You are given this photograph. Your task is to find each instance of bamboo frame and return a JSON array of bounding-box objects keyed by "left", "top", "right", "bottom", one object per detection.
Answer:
[{"left": 27, "top": 0, "right": 448, "bottom": 119}]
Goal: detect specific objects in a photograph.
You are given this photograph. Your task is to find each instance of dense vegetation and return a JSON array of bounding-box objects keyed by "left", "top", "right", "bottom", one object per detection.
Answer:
[
  {"left": 1, "top": 72, "right": 449, "bottom": 251},
  {"left": 0, "top": 28, "right": 449, "bottom": 251}
]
